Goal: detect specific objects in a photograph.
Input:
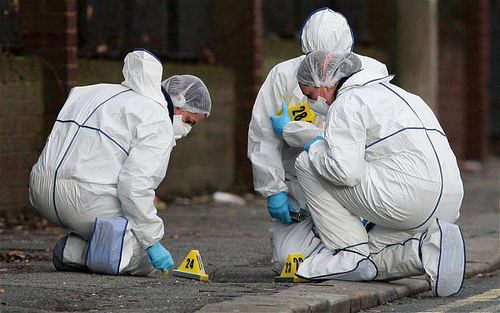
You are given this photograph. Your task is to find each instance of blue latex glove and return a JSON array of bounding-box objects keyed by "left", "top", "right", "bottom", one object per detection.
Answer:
[
  {"left": 146, "top": 242, "right": 174, "bottom": 271},
  {"left": 304, "top": 136, "right": 324, "bottom": 152},
  {"left": 270, "top": 101, "right": 291, "bottom": 138},
  {"left": 267, "top": 191, "right": 293, "bottom": 224}
]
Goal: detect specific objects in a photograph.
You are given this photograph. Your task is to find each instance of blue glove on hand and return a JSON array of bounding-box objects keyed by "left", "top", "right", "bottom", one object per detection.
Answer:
[
  {"left": 304, "top": 136, "right": 324, "bottom": 152},
  {"left": 146, "top": 242, "right": 174, "bottom": 271},
  {"left": 267, "top": 191, "right": 293, "bottom": 224},
  {"left": 270, "top": 101, "right": 291, "bottom": 138}
]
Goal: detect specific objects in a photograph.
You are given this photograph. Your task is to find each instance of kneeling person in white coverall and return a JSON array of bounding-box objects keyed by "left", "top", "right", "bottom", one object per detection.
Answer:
[
  {"left": 29, "top": 49, "right": 212, "bottom": 276},
  {"left": 270, "top": 51, "right": 465, "bottom": 297},
  {"left": 247, "top": 8, "right": 388, "bottom": 269}
]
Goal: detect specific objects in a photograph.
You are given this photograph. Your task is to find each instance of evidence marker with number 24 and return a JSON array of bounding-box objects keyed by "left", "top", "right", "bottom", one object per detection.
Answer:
[{"left": 170, "top": 250, "right": 209, "bottom": 281}]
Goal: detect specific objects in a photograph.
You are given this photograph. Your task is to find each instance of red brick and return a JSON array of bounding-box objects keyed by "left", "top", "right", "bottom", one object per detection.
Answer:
[
  {"left": 0, "top": 136, "right": 37, "bottom": 154},
  {"left": 0, "top": 154, "right": 21, "bottom": 172},
  {"left": 66, "top": 12, "right": 77, "bottom": 29},
  {"left": 0, "top": 118, "right": 16, "bottom": 135},
  {"left": 41, "top": 0, "right": 67, "bottom": 14},
  {"left": 14, "top": 152, "right": 39, "bottom": 170},
  {"left": 66, "top": 0, "right": 77, "bottom": 11},
  {"left": 19, "top": 1, "right": 43, "bottom": 14},
  {"left": 66, "top": 33, "right": 77, "bottom": 46},
  {"left": 16, "top": 117, "right": 44, "bottom": 135},
  {"left": 2, "top": 186, "right": 30, "bottom": 207},
  {"left": 21, "top": 34, "right": 72, "bottom": 48}
]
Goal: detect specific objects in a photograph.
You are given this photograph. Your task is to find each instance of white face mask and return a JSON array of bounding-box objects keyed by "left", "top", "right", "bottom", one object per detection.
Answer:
[
  {"left": 172, "top": 114, "right": 192, "bottom": 140},
  {"left": 308, "top": 96, "right": 329, "bottom": 116}
]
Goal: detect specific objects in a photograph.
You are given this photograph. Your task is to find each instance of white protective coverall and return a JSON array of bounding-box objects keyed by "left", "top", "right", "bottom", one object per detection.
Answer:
[
  {"left": 29, "top": 49, "right": 174, "bottom": 276},
  {"left": 249, "top": 8, "right": 388, "bottom": 273},
  {"left": 248, "top": 7, "right": 387, "bottom": 211},
  {"left": 287, "top": 54, "right": 465, "bottom": 296}
]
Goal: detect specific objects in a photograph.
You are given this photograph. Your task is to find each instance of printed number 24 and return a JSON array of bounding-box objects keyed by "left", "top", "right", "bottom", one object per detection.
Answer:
[{"left": 184, "top": 258, "right": 194, "bottom": 269}]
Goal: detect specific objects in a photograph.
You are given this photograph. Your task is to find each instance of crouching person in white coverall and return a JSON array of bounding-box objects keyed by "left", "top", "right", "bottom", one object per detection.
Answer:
[
  {"left": 29, "top": 49, "right": 212, "bottom": 276},
  {"left": 247, "top": 8, "right": 388, "bottom": 269},
  {"left": 270, "top": 51, "right": 465, "bottom": 297},
  {"left": 248, "top": 8, "right": 354, "bottom": 224}
]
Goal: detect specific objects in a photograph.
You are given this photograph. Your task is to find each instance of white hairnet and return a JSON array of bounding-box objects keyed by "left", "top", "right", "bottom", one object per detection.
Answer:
[
  {"left": 299, "top": 7, "right": 354, "bottom": 54},
  {"left": 161, "top": 75, "right": 212, "bottom": 116},
  {"left": 297, "top": 51, "right": 362, "bottom": 88}
]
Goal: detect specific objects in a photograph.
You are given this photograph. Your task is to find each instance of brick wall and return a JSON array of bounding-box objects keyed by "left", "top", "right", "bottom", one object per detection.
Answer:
[
  {"left": 0, "top": 57, "right": 235, "bottom": 219},
  {"left": 0, "top": 56, "right": 45, "bottom": 221},
  {"left": 0, "top": 0, "right": 79, "bottom": 222},
  {"left": 212, "top": 0, "right": 263, "bottom": 190},
  {"left": 19, "top": 0, "right": 78, "bottom": 128},
  {"left": 438, "top": 28, "right": 467, "bottom": 157},
  {"left": 438, "top": 1, "right": 490, "bottom": 160}
]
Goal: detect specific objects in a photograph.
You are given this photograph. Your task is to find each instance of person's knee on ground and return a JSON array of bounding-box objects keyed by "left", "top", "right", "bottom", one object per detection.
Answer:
[
  {"left": 270, "top": 217, "right": 322, "bottom": 273},
  {"left": 57, "top": 217, "right": 156, "bottom": 277}
]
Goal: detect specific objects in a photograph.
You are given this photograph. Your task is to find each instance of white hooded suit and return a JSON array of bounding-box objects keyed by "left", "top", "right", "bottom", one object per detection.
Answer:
[
  {"left": 277, "top": 53, "right": 465, "bottom": 296},
  {"left": 247, "top": 8, "right": 387, "bottom": 211},
  {"left": 29, "top": 49, "right": 174, "bottom": 275}
]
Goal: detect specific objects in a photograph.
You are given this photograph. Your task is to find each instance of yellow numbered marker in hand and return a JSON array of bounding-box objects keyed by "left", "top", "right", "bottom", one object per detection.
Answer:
[{"left": 277, "top": 102, "right": 316, "bottom": 123}]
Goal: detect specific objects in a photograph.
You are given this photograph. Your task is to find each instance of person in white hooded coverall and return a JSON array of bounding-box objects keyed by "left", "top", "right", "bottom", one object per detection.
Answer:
[
  {"left": 271, "top": 50, "right": 465, "bottom": 297},
  {"left": 247, "top": 8, "right": 388, "bottom": 270},
  {"left": 29, "top": 49, "right": 212, "bottom": 276}
]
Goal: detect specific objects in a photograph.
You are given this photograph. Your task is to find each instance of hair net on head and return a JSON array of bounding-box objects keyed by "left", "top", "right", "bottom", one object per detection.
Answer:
[
  {"left": 161, "top": 75, "right": 212, "bottom": 116},
  {"left": 299, "top": 8, "right": 354, "bottom": 54},
  {"left": 297, "top": 51, "right": 362, "bottom": 88}
]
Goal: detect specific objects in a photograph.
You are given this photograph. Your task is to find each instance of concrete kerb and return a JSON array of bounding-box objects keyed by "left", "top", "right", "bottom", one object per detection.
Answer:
[{"left": 197, "top": 237, "right": 500, "bottom": 313}]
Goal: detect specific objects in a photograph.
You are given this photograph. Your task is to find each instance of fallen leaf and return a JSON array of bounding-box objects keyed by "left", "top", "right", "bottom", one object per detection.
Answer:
[
  {"left": 7, "top": 250, "right": 25, "bottom": 258},
  {"left": 0, "top": 288, "right": 4, "bottom": 293}
]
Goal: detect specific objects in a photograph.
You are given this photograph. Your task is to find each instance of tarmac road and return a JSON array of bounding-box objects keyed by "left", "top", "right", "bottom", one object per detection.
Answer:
[
  {"left": 0, "top": 158, "right": 498, "bottom": 312},
  {"left": 0, "top": 199, "right": 292, "bottom": 312}
]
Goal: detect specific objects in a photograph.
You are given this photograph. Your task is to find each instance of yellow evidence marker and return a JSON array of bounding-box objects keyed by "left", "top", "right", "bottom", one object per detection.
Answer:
[
  {"left": 274, "top": 253, "right": 309, "bottom": 283},
  {"left": 171, "top": 250, "right": 209, "bottom": 281},
  {"left": 277, "top": 102, "right": 316, "bottom": 123}
]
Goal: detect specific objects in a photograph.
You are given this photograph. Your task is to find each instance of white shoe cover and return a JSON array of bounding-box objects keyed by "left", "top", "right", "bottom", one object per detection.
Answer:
[
  {"left": 54, "top": 233, "right": 89, "bottom": 271},
  {"left": 296, "top": 247, "right": 377, "bottom": 281},
  {"left": 421, "top": 219, "right": 466, "bottom": 297}
]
